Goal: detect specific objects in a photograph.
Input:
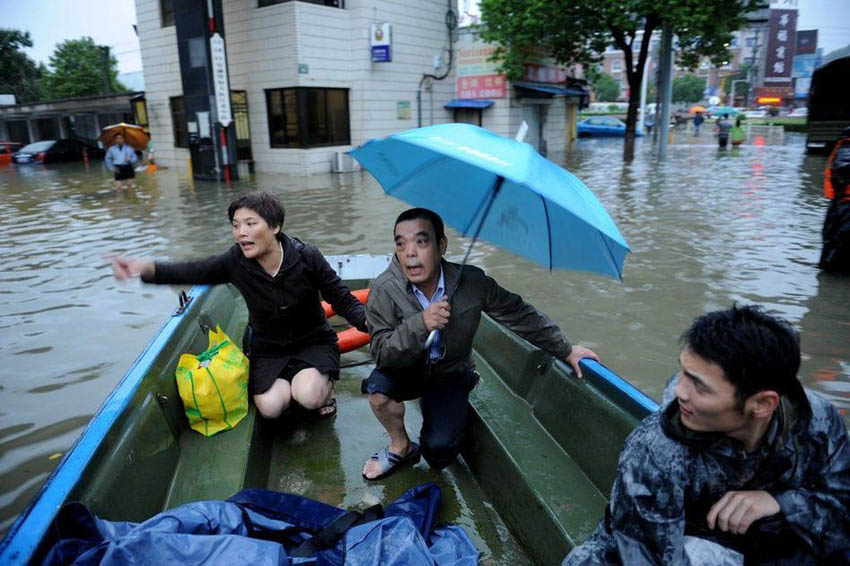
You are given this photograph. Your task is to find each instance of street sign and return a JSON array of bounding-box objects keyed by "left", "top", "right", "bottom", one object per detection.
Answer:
[
  {"left": 370, "top": 23, "right": 392, "bottom": 63},
  {"left": 210, "top": 33, "right": 232, "bottom": 128}
]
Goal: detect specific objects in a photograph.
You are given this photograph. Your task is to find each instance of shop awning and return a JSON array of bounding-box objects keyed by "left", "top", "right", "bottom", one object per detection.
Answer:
[
  {"left": 444, "top": 99, "right": 495, "bottom": 109},
  {"left": 513, "top": 81, "right": 587, "bottom": 97}
]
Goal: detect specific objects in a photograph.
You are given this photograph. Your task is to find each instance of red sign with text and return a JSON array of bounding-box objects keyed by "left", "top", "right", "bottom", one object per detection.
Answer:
[{"left": 457, "top": 74, "right": 507, "bottom": 99}]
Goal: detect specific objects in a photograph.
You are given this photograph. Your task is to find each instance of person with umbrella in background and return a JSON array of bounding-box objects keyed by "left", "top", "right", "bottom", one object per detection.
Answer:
[
  {"left": 360, "top": 207, "right": 600, "bottom": 480},
  {"left": 104, "top": 132, "right": 137, "bottom": 190},
  {"left": 100, "top": 123, "right": 149, "bottom": 190}
]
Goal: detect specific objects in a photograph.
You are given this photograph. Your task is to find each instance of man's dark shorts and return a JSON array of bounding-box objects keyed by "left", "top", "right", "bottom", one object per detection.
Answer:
[{"left": 361, "top": 367, "right": 479, "bottom": 469}]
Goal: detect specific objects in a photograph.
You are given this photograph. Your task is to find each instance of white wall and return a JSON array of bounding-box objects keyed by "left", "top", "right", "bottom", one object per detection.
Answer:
[
  {"left": 135, "top": 0, "right": 190, "bottom": 169},
  {"left": 136, "top": 0, "right": 457, "bottom": 174}
]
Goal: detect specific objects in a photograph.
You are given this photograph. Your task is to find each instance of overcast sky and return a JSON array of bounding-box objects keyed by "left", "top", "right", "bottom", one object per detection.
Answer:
[{"left": 3, "top": 0, "right": 849, "bottom": 75}]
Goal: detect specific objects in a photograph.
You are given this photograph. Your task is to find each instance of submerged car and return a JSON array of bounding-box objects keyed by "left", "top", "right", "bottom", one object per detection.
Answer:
[
  {"left": 577, "top": 116, "right": 643, "bottom": 137},
  {"left": 11, "top": 139, "right": 96, "bottom": 164},
  {"left": 0, "top": 141, "right": 24, "bottom": 166}
]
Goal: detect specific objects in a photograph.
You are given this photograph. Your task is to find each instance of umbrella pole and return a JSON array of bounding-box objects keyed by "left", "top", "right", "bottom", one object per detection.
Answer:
[{"left": 424, "top": 175, "right": 505, "bottom": 350}]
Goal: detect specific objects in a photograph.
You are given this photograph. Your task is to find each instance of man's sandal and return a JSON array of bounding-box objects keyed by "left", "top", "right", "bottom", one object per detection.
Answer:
[{"left": 362, "top": 442, "right": 421, "bottom": 481}]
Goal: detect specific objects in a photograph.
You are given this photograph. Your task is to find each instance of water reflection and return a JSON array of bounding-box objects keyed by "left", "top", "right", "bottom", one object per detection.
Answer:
[{"left": 0, "top": 134, "right": 847, "bottom": 537}]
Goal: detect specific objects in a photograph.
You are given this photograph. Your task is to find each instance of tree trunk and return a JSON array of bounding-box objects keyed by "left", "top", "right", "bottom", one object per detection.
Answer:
[{"left": 623, "top": 83, "right": 640, "bottom": 162}]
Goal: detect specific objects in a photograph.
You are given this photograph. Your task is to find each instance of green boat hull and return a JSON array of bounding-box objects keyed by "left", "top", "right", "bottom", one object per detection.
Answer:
[{"left": 2, "top": 282, "right": 655, "bottom": 565}]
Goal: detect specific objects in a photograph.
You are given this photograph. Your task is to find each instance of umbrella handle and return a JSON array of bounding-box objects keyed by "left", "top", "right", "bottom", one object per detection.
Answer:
[{"left": 424, "top": 329, "right": 438, "bottom": 350}]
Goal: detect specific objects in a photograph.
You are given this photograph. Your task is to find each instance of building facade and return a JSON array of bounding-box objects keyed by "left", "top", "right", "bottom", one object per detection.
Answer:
[{"left": 135, "top": 0, "right": 459, "bottom": 175}]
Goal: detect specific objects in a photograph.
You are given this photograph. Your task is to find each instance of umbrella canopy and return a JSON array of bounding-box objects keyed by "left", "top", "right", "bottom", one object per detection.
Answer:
[
  {"left": 712, "top": 105, "right": 739, "bottom": 117},
  {"left": 348, "top": 123, "right": 629, "bottom": 280},
  {"left": 98, "top": 123, "right": 149, "bottom": 150},
  {"left": 689, "top": 106, "right": 707, "bottom": 114}
]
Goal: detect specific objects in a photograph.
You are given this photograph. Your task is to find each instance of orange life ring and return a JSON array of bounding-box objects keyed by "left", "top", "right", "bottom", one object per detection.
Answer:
[{"left": 323, "top": 289, "right": 370, "bottom": 353}]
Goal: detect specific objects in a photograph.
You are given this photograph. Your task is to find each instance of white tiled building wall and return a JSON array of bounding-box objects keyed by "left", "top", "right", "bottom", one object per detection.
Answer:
[{"left": 135, "top": 0, "right": 457, "bottom": 175}]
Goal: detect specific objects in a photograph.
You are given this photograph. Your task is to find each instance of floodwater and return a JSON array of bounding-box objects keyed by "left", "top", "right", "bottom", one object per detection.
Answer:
[{"left": 1, "top": 132, "right": 848, "bottom": 538}]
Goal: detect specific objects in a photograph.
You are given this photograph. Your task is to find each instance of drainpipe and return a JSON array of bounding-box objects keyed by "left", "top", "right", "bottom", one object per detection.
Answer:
[{"left": 418, "top": 0, "right": 457, "bottom": 128}]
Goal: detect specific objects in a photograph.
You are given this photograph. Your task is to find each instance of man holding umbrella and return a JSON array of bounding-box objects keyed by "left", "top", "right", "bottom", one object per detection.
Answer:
[
  {"left": 361, "top": 207, "right": 600, "bottom": 480},
  {"left": 100, "top": 123, "right": 148, "bottom": 190}
]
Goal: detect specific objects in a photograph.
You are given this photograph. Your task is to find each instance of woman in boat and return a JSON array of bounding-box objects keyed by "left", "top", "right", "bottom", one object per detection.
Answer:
[{"left": 112, "top": 191, "right": 367, "bottom": 420}]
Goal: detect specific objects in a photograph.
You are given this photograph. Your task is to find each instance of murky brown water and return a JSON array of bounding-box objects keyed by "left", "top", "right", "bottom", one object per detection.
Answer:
[{"left": 1, "top": 133, "right": 848, "bottom": 537}]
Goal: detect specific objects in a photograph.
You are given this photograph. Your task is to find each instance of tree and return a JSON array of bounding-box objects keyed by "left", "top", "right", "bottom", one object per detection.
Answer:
[
  {"left": 0, "top": 29, "right": 45, "bottom": 103},
  {"left": 479, "top": 0, "right": 761, "bottom": 161},
  {"left": 672, "top": 74, "right": 706, "bottom": 103},
  {"left": 43, "top": 37, "right": 126, "bottom": 99},
  {"left": 593, "top": 73, "right": 621, "bottom": 102}
]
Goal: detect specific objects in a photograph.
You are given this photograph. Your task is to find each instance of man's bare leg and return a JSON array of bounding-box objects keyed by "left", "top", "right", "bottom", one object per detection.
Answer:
[{"left": 362, "top": 393, "right": 413, "bottom": 479}]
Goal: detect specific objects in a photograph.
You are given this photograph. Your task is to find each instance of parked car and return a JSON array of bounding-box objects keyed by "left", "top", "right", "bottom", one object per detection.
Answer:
[
  {"left": 0, "top": 141, "right": 24, "bottom": 166},
  {"left": 788, "top": 107, "right": 808, "bottom": 118},
  {"left": 11, "top": 139, "right": 97, "bottom": 164},
  {"left": 743, "top": 109, "right": 768, "bottom": 118},
  {"left": 577, "top": 116, "right": 643, "bottom": 137}
]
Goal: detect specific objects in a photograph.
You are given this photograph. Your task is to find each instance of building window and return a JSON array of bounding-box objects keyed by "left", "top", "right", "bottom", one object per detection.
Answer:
[
  {"left": 611, "top": 60, "right": 623, "bottom": 73},
  {"left": 258, "top": 0, "right": 343, "bottom": 8},
  {"left": 730, "top": 37, "right": 738, "bottom": 47},
  {"left": 170, "top": 96, "right": 188, "bottom": 148},
  {"left": 160, "top": 0, "right": 174, "bottom": 26},
  {"left": 133, "top": 98, "right": 150, "bottom": 133},
  {"left": 265, "top": 87, "right": 350, "bottom": 148},
  {"left": 231, "top": 90, "right": 253, "bottom": 161},
  {"left": 746, "top": 37, "right": 757, "bottom": 47}
]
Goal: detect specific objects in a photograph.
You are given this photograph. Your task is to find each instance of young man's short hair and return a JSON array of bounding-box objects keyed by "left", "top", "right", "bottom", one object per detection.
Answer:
[
  {"left": 393, "top": 208, "right": 445, "bottom": 243},
  {"left": 681, "top": 304, "right": 809, "bottom": 412},
  {"left": 227, "top": 191, "right": 286, "bottom": 230}
]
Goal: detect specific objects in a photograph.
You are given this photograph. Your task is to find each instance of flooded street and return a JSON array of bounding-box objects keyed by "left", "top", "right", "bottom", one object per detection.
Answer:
[{"left": 1, "top": 132, "right": 849, "bottom": 535}]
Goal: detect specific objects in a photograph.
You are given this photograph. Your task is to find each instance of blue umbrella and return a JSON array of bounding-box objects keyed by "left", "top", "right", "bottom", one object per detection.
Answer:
[{"left": 349, "top": 123, "right": 630, "bottom": 345}]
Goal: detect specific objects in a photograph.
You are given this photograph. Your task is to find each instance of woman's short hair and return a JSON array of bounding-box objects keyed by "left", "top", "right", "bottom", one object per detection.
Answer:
[{"left": 227, "top": 191, "right": 286, "bottom": 230}]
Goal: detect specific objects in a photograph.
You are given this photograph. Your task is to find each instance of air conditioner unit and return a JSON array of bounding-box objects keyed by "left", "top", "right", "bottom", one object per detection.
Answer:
[{"left": 331, "top": 151, "right": 359, "bottom": 173}]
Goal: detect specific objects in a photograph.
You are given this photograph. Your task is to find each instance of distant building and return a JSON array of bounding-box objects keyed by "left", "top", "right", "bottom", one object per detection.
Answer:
[
  {"left": 0, "top": 92, "right": 145, "bottom": 146},
  {"left": 450, "top": 28, "right": 587, "bottom": 158},
  {"left": 135, "top": 0, "right": 459, "bottom": 175}
]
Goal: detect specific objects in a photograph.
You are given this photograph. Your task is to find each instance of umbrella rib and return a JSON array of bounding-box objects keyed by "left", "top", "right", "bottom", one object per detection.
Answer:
[
  {"left": 540, "top": 195, "right": 553, "bottom": 270},
  {"left": 598, "top": 231, "right": 624, "bottom": 281}
]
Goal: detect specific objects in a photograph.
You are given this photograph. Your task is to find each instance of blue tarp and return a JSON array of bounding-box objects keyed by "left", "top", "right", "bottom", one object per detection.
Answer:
[
  {"left": 444, "top": 99, "right": 495, "bottom": 109},
  {"left": 43, "top": 483, "right": 478, "bottom": 566}
]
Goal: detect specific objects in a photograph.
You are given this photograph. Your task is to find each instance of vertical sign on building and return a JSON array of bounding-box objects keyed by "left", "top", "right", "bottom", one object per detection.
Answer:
[
  {"left": 370, "top": 23, "right": 392, "bottom": 62},
  {"left": 792, "top": 30, "right": 817, "bottom": 99},
  {"left": 210, "top": 33, "right": 232, "bottom": 127},
  {"left": 764, "top": 1, "right": 798, "bottom": 86}
]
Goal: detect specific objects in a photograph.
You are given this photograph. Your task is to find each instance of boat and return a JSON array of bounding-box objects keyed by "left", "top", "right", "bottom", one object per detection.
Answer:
[{"left": 0, "top": 255, "right": 657, "bottom": 565}]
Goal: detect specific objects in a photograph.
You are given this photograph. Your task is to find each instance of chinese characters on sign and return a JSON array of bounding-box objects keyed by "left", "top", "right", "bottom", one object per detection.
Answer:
[
  {"left": 522, "top": 63, "right": 569, "bottom": 84},
  {"left": 210, "top": 33, "right": 232, "bottom": 127},
  {"left": 456, "top": 43, "right": 506, "bottom": 99},
  {"left": 457, "top": 74, "right": 506, "bottom": 99},
  {"left": 764, "top": 8, "right": 797, "bottom": 85}
]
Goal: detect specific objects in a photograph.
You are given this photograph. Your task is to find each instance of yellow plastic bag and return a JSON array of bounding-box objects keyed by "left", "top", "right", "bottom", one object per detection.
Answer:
[{"left": 176, "top": 325, "right": 249, "bottom": 437}]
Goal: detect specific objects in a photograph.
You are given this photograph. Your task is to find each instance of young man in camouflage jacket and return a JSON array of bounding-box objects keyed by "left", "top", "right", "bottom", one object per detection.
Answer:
[{"left": 564, "top": 305, "right": 850, "bottom": 565}]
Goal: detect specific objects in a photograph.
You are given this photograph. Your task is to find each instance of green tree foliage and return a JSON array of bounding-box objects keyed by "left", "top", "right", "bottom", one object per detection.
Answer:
[
  {"left": 593, "top": 73, "right": 621, "bottom": 102},
  {"left": 672, "top": 74, "right": 706, "bottom": 103},
  {"left": 43, "top": 37, "right": 126, "bottom": 99},
  {"left": 0, "top": 29, "right": 45, "bottom": 103},
  {"left": 479, "top": 0, "right": 760, "bottom": 161}
]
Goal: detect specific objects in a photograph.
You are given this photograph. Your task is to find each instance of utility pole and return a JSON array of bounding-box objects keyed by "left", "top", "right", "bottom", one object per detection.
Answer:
[
  {"left": 101, "top": 46, "right": 111, "bottom": 95},
  {"left": 657, "top": 24, "right": 674, "bottom": 160}
]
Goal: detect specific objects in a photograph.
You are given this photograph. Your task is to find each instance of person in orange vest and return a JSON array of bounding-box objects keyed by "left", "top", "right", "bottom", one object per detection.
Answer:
[{"left": 818, "top": 126, "right": 850, "bottom": 274}]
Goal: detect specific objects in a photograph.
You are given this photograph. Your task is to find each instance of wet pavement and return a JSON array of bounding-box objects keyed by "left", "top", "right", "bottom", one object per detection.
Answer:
[{"left": 1, "top": 132, "right": 848, "bottom": 537}]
